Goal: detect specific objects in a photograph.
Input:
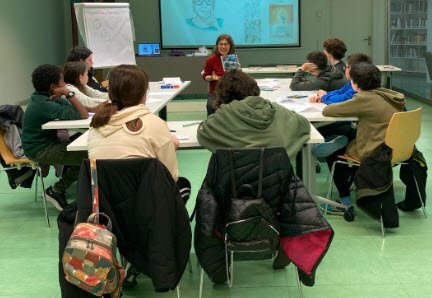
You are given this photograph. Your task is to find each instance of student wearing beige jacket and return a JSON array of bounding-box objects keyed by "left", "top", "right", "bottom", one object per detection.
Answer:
[{"left": 321, "top": 62, "right": 405, "bottom": 210}]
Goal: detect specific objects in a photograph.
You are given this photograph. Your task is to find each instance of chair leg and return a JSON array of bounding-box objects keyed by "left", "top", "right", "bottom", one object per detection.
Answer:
[
  {"left": 37, "top": 167, "right": 50, "bottom": 228},
  {"left": 34, "top": 170, "right": 39, "bottom": 202},
  {"left": 380, "top": 215, "right": 385, "bottom": 239},
  {"left": 412, "top": 176, "right": 427, "bottom": 218},
  {"left": 295, "top": 268, "right": 304, "bottom": 298},
  {"left": 176, "top": 285, "right": 181, "bottom": 298},
  {"left": 199, "top": 268, "right": 204, "bottom": 298}
]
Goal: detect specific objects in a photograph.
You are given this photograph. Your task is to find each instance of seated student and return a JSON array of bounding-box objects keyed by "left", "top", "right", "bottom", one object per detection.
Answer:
[
  {"left": 197, "top": 69, "right": 310, "bottom": 162},
  {"left": 290, "top": 51, "right": 347, "bottom": 92},
  {"left": 66, "top": 46, "right": 107, "bottom": 92},
  {"left": 62, "top": 61, "right": 109, "bottom": 110},
  {"left": 323, "top": 37, "right": 347, "bottom": 74},
  {"left": 22, "top": 64, "right": 89, "bottom": 211},
  {"left": 309, "top": 53, "right": 374, "bottom": 159},
  {"left": 88, "top": 64, "right": 191, "bottom": 288},
  {"left": 309, "top": 53, "right": 372, "bottom": 105},
  {"left": 321, "top": 62, "right": 405, "bottom": 210}
]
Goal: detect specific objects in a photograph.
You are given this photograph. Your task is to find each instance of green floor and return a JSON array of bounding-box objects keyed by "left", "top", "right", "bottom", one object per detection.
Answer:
[{"left": 0, "top": 98, "right": 430, "bottom": 297}]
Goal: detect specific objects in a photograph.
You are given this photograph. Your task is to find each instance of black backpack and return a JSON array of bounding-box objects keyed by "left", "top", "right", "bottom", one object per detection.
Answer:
[{"left": 224, "top": 148, "right": 280, "bottom": 261}]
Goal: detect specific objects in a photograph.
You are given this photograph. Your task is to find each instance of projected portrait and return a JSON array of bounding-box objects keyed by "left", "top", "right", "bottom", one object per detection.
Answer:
[
  {"left": 186, "top": 0, "right": 223, "bottom": 31},
  {"left": 269, "top": 5, "right": 294, "bottom": 38}
]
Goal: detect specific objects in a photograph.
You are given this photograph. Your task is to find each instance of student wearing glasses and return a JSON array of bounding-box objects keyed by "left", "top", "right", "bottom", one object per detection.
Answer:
[
  {"left": 202, "top": 34, "right": 236, "bottom": 115},
  {"left": 186, "top": 0, "right": 223, "bottom": 31}
]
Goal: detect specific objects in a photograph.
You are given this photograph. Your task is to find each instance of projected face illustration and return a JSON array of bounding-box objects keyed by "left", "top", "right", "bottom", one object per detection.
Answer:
[
  {"left": 193, "top": 0, "right": 215, "bottom": 19},
  {"left": 186, "top": 0, "right": 223, "bottom": 31}
]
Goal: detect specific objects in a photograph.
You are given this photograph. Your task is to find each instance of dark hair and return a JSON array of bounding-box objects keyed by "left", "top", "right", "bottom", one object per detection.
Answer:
[
  {"left": 215, "top": 69, "right": 260, "bottom": 107},
  {"left": 323, "top": 38, "right": 347, "bottom": 60},
  {"left": 306, "top": 51, "right": 328, "bottom": 70},
  {"left": 31, "top": 64, "right": 62, "bottom": 93},
  {"left": 214, "top": 34, "right": 236, "bottom": 55},
  {"left": 91, "top": 65, "right": 149, "bottom": 128},
  {"left": 346, "top": 53, "right": 372, "bottom": 67},
  {"left": 350, "top": 62, "right": 381, "bottom": 91},
  {"left": 62, "top": 62, "right": 87, "bottom": 94},
  {"left": 66, "top": 46, "right": 92, "bottom": 62}
]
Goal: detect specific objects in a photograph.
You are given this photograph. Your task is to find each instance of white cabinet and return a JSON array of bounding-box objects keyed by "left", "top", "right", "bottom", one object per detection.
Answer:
[{"left": 389, "top": 0, "right": 429, "bottom": 73}]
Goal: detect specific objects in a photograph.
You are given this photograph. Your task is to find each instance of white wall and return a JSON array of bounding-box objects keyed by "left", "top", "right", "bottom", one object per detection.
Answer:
[{"left": 0, "top": 0, "right": 66, "bottom": 105}]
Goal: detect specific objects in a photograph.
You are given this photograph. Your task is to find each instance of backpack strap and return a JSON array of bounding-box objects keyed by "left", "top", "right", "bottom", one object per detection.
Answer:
[
  {"left": 228, "top": 150, "right": 237, "bottom": 198},
  {"left": 89, "top": 159, "right": 100, "bottom": 223}
]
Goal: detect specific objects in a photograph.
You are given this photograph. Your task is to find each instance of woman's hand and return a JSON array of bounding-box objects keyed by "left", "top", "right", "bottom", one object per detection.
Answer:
[{"left": 211, "top": 71, "right": 220, "bottom": 81}]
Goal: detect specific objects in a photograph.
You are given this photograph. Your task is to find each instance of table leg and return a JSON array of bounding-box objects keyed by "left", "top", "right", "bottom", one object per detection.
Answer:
[{"left": 301, "top": 143, "right": 316, "bottom": 195}]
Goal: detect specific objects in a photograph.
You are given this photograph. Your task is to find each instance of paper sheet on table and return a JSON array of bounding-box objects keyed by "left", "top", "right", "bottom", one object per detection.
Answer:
[
  {"left": 149, "top": 91, "right": 176, "bottom": 96},
  {"left": 163, "top": 77, "right": 182, "bottom": 84},
  {"left": 276, "top": 91, "right": 316, "bottom": 103},
  {"left": 174, "top": 134, "right": 189, "bottom": 140},
  {"left": 279, "top": 102, "right": 321, "bottom": 113},
  {"left": 257, "top": 79, "right": 279, "bottom": 89}
]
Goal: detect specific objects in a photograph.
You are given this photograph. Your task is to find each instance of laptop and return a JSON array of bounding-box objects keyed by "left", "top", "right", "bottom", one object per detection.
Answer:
[{"left": 137, "top": 43, "right": 161, "bottom": 56}]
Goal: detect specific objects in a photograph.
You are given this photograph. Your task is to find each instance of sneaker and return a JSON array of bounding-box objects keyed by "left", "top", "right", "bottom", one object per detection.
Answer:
[
  {"left": 312, "top": 135, "right": 349, "bottom": 158},
  {"left": 319, "top": 204, "right": 345, "bottom": 214},
  {"left": 44, "top": 186, "right": 68, "bottom": 211}
]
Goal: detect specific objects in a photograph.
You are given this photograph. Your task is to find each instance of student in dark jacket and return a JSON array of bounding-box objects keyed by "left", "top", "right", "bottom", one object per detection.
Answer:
[
  {"left": 22, "top": 64, "right": 88, "bottom": 211},
  {"left": 66, "top": 46, "right": 107, "bottom": 92},
  {"left": 290, "top": 51, "right": 347, "bottom": 91},
  {"left": 323, "top": 37, "right": 347, "bottom": 75}
]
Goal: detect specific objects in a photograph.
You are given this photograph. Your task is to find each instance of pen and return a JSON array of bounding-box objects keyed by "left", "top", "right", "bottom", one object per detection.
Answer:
[
  {"left": 182, "top": 121, "right": 201, "bottom": 127},
  {"left": 170, "top": 129, "right": 176, "bottom": 132}
]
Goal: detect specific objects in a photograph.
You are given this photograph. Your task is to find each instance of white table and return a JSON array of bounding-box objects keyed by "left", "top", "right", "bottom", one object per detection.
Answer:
[
  {"left": 244, "top": 65, "right": 401, "bottom": 88},
  {"left": 42, "top": 81, "right": 191, "bottom": 130}
]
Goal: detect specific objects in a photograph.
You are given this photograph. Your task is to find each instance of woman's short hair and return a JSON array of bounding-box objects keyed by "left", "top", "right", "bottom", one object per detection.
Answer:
[
  {"left": 62, "top": 62, "right": 87, "bottom": 93},
  {"left": 214, "top": 34, "right": 236, "bottom": 55},
  {"left": 350, "top": 62, "right": 381, "bottom": 90},
  {"left": 323, "top": 38, "right": 347, "bottom": 60},
  {"left": 66, "top": 46, "right": 93, "bottom": 62},
  {"left": 215, "top": 69, "right": 260, "bottom": 106},
  {"left": 306, "top": 51, "right": 328, "bottom": 70}
]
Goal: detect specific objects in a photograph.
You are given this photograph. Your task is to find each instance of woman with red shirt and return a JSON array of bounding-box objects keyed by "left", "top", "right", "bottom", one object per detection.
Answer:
[{"left": 202, "top": 34, "right": 236, "bottom": 115}]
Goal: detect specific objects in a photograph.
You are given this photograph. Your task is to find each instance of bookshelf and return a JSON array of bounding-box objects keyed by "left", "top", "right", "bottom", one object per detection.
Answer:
[{"left": 389, "top": 0, "right": 429, "bottom": 73}]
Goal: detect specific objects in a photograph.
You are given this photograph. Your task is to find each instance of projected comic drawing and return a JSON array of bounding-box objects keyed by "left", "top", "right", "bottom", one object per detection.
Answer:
[
  {"left": 185, "top": 0, "right": 223, "bottom": 31},
  {"left": 243, "top": 0, "right": 261, "bottom": 44},
  {"left": 269, "top": 5, "right": 294, "bottom": 38}
]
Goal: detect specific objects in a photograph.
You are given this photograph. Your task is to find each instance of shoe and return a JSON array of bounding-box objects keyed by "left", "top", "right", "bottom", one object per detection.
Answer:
[
  {"left": 123, "top": 266, "right": 140, "bottom": 289},
  {"left": 273, "top": 247, "right": 291, "bottom": 270},
  {"left": 319, "top": 203, "right": 345, "bottom": 214},
  {"left": 44, "top": 186, "right": 68, "bottom": 211},
  {"left": 312, "top": 135, "right": 349, "bottom": 158},
  {"left": 396, "top": 201, "right": 416, "bottom": 212}
]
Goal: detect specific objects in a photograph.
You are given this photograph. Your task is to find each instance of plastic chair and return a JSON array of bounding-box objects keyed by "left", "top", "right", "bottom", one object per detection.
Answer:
[
  {"left": 323, "top": 108, "right": 426, "bottom": 237},
  {"left": 0, "top": 128, "right": 50, "bottom": 227}
]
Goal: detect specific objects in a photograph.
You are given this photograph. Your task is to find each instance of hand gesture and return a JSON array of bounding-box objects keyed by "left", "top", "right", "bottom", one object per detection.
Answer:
[
  {"left": 212, "top": 71, "right": 220, "bottom": 81},
  {"left": 172, "top": 134, "right": 179, "bottom": 150},
  {"left": 309, "top": 95, "right": 322, "bottom": 103},
  {"left": 50, "top": 87, "right": 69, "bottom": 100},
  {"left": 300, "top": 63, "right": 318, "bottom": 73},
  {"left": 317, "top": 90, "right": 327, "bottom": 97}
]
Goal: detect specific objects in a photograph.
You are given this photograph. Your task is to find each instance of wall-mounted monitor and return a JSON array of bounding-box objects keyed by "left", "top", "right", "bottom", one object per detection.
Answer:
[{"left": 159, "top": 0, "right": 301, "bottom": 49}]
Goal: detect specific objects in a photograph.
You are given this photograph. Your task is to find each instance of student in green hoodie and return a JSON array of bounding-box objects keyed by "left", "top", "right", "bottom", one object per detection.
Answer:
[
  {"left": 322, "top": 62, "right": 405, "bottom": 210},
  {"left": 197, "top": 69, "right": 311, "bottom": 162}
]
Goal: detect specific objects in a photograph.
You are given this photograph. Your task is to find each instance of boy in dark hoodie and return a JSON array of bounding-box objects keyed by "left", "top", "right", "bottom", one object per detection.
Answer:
[
  {"left": 290, "top": 51, "right": 347, "bottom": 91},
  {"left": 322, "top": 62, "right": 405, "bottom": 210}
]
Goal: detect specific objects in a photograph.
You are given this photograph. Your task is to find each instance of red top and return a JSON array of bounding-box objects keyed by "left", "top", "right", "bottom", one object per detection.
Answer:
[{"left": 202, "top": 54, "right": 225, "bottom": 93}]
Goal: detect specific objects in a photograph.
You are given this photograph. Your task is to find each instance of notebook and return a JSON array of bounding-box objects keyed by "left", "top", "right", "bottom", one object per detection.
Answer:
[{"left": 137, "top": 43, "right": 161, "bottom": 56}]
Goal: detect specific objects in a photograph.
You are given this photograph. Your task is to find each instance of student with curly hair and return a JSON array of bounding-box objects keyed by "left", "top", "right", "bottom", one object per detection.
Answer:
[
  {"left": 323, "top": 37, "right": 347, "bottom": 74},
  {"left": 22, "top": 64, "right": 88, "bottom": 211}
]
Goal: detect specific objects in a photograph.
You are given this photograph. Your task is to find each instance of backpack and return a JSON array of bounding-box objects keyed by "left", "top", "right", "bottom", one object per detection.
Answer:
[
  {"left": 62, "top": 159, "right": 125, "bottom": 297},
  {"left": 224, "top": 149, "right": 280, "bottom": 261}
]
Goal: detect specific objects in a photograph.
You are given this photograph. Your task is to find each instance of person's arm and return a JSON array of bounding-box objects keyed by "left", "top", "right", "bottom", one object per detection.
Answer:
[
  {"left": 322, "top": 93, "right": 367, "bottom": 117},
  {"left": 155, "top": 141, "right": 179, "bottom": 181},
  {"left": 84, "top": 85, "right": 109, "bottom": 99},
  {"left": 322, "top": 83, "right": 356, "bottom": 105},
  {"left": 66, "top": 84, "right": 107, "bottom": 108},
  {"left": 50, "top": 86, "right": 88, "bottom": 119}
]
